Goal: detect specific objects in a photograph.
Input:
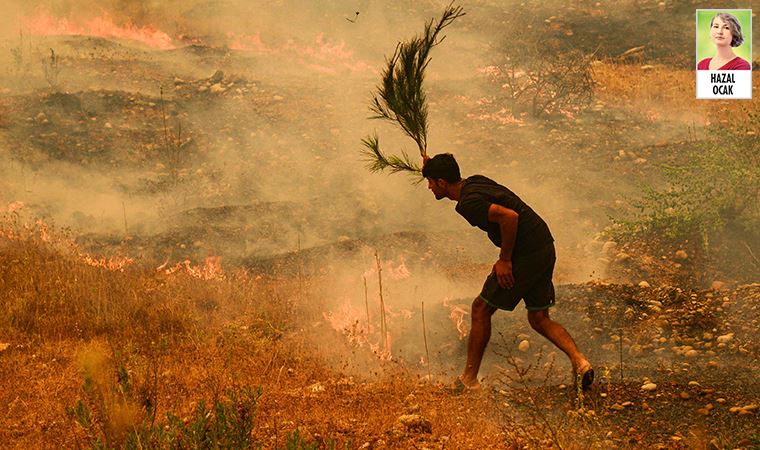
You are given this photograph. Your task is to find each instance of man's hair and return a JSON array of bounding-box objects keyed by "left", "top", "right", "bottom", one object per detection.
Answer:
[
  {"left": 711, "top": 13, "right": 744, "bottom": 47},
  {"left": 422, "top": 153, "right": 461, "bottom": 183}
]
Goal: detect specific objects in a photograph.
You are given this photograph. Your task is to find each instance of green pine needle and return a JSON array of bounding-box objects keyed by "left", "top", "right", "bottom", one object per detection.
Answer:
[
  {"left": 361, "top": 133, "right": 423, "bottom": 181},
  {"left": 362, "top": 3, "right": 464, "bottom": 178}
]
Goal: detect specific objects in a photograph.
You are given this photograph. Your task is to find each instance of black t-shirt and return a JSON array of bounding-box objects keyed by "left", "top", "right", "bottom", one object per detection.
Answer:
[{"left": 455, "top": 175, "right": 554, "bottom": 256}]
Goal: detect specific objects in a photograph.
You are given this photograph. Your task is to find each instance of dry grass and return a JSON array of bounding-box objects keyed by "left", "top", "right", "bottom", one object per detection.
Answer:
[
  {"left": 591, "top": 60, "right": 755, "bottom": 127},
  {"left": 0, "top": 217, "right": 517, "bottom": 449},
  {"left": 0, "top": 215, "right": 292, "bottom": 343}
]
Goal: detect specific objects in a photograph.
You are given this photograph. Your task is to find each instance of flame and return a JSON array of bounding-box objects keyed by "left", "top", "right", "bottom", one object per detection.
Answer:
[
  {"left": 25, "top": 12, "right": 175, "bottom": 50},
  {"left": 323, "top": 300, "right": 370, "bottom": 347},
  {"left": 449, "top": 305, "right": 470, "bottom": 340},
  {"left": 363, "top": 256, "right": 411, "bottom": 281},
  {"left": 226, "top": 31, "right": 269, "bottom": 53},
  {"left": 226, "top": 31, "right": 372, "bottom": 74},
  {"left": 324, "top": 298, "right": 396, "bottom": 361},
  {"left": 4, "top": 201, "right": 25, "bottom": 213},
  {"left": 164, "top": 256, "right": 225, "bottom": 280},
  {"left": 82, "top": 254, "right": 134, "bottom": 271},
  {"left": 0, "top": 216, "right": 135, "bottom": 272}
]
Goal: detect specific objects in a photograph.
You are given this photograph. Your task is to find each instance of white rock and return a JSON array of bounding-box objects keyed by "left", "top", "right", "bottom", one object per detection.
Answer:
[
  {"left": 641, "top": 382, "right": 657, "bottom": 391},
  {"left": 518, "top": 340, "right": 530, "bottom": 352}
]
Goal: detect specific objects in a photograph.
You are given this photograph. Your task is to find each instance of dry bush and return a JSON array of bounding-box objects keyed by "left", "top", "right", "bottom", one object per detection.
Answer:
[{"left": 493, "top": 46, "right": 596, "bottom": 118}]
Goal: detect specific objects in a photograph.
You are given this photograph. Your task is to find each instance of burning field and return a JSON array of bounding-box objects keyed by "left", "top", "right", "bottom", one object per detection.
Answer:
[{"left": 1, "top": 0, "right": 759, "bottom": 449}]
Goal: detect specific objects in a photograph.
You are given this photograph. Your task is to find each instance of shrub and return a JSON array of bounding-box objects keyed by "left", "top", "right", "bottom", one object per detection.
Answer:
[
  {"left": 610, "top": 108, "right": 760, "bottom": 250},
  {"left": 486, "top": 4, "right": 595, "bottom": 118},
  {"left": 68, "top": 353, "right": 264, "bottom": 450}
]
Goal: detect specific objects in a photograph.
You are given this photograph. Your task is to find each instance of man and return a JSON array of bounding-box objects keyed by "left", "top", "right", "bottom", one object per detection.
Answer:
[{"left": 422, "top": 153, "right": 593, "bottom": 392}]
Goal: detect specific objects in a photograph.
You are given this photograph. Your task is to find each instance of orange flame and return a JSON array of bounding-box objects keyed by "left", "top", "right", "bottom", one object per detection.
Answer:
[
  {"left": 82, "top": 254, "right": 134, "bottom": 271},
  {"left": 226, "top": 31, "right": 372, "bottom": 74},
  {"left": 324, "top": 298, "right": 396, "bottom": 361},
  {"left": 25, "top": 12, "right": 175, "bottom": 49},
  {"left": 449, "top": 305, "right": 470, "bottom": 340},
  {"left": 1, "top": 215, "right": 135, "bottom": 272},
  {"left": 164, "top": 256, "right": 225, "bottom": 280}
]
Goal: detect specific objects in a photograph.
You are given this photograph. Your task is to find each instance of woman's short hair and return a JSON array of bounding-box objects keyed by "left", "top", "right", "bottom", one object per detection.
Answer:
[
  {"left": 711, "top": 13, "right": 744, "bottom": 47},
  {"left": 422, "top": 153, "right": 461, "bottom": 183}
]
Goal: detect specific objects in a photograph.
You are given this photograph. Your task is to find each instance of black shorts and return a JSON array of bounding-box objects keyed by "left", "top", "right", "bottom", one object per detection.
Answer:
[{"left": 478, "top": 243, "right": 556, "bottom": 311}]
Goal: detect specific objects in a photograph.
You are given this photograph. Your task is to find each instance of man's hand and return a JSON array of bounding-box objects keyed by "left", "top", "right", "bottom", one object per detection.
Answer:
[{"left": 493, "top": 259, "right": 514, "bottom": 289}]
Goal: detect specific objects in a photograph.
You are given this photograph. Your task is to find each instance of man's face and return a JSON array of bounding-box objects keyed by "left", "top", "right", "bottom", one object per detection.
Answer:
[{"left": 427, "top": 178, "right": 447, "bottom": 200}]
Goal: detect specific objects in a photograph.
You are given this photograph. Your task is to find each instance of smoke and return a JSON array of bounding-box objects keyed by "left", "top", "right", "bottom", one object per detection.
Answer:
[{"left": 0, "top": 0, "right": 663, "bottom": 362}]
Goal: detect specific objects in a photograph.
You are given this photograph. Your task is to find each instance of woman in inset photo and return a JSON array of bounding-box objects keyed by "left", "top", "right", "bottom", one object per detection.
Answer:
[{"left": 697, "top": 12, "right": 751, "bottom": 70}]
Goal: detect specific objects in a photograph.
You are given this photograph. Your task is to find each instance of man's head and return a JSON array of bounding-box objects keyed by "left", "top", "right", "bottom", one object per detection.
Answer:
[{"left": 422, "top": 153, "right": 462, "bottom": 200}]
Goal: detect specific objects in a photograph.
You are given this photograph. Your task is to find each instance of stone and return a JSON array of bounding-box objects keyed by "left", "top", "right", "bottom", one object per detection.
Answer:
[
  {"left": 716, "top": 333, "right": 734, "bottom": 344},
  {"left": 641, "top": 383, "right": 657, "bottom": 391},
  {"left": 674, "top": 250, "right": 688, "bottom": 260},
  {"left": 639, "top": 281, "right": 651, "bottom": 289},
  {"left": 615, "top": 252, "right": 631, "bottom": 262},
  {"left": 396, "top": 414, "right": 431, "bottom": 433},
  {"left": 518, "top": 340, "right": 530, "bottom": 352}
]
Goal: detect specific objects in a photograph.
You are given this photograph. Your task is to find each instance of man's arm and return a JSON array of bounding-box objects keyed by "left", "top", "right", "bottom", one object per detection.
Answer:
[{"left": 488, "top": 203, "right": 518, "bottom": 289}]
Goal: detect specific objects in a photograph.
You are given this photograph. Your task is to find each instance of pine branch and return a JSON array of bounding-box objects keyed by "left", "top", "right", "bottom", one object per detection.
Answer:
[
  {"left": 360, "top": 133, "right": 423, "bottom": 182},
  {"left": 368, "top": 3, "right": 464, "bottom": 163}
]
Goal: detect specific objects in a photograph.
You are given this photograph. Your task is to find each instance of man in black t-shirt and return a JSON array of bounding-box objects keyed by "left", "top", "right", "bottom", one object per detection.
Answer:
[{"left": 422, "top": 153, "right": 593, "bottom": 392}]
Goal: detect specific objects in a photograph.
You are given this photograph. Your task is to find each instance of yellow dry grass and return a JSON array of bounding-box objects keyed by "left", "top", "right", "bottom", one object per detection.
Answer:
[
  {"left": 592, "top": 60, "right": 754, "bottom": 128},
  {"left": 0, "top": 217, "right": 515, "bottom": 449}
]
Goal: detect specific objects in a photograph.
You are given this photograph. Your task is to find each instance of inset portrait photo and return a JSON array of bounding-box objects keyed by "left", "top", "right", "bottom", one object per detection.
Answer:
[{"left": 696, "top": 9, "right": 752, "bottom": 99}]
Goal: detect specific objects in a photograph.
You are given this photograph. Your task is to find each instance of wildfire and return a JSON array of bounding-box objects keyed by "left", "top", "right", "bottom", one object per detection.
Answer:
[
  {"left": 448, "top": 305, "right": 470, "bottom": 340},
  {"left": 163, "top": 256, "right": 225, "bottom": 281},
  {"left": 82, "top": 254, "right": 134, "bottom": 271},
  {"left": 362, "top": 256, "right": 411, "bottom": 281},
  {"left": 25, "top": 12, "right": 175, "bottom": 50},
  {"left": 226, "top": 31, "right": 373, "bottom": 74},
  {"left": 1, "top": 211, "right": 136, "bottom": 272}
]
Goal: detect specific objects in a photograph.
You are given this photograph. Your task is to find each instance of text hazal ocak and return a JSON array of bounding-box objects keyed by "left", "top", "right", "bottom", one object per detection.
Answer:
[{"left": 710, "top": 72, "right": 736, "bottom": 95}]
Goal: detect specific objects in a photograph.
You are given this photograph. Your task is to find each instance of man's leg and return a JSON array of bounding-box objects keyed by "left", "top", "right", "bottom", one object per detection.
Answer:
[
  {"left": 461, "top": 297, "right": 498, "bottom": 387},
  {"left": 527, "top": 309, "right": 590, "bottom": 372}
]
